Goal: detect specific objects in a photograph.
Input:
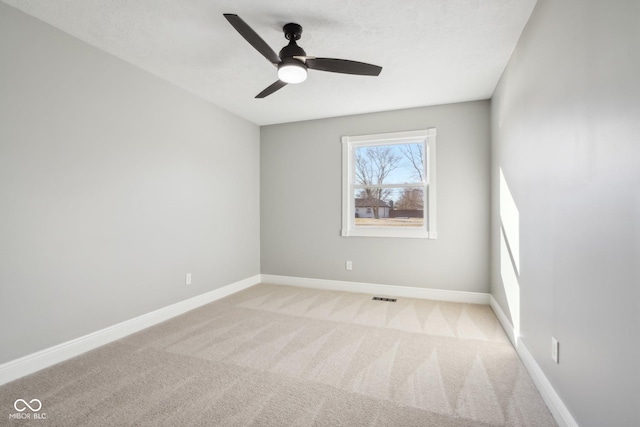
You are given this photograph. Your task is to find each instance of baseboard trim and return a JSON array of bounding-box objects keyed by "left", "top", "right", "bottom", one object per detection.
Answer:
[
  {"left": 489, "top": 296, "right": 579, "bottom": 427},
  {"left": 0, "top": 274, "right": 261, "bottom": 386},
  {"left": 488, "top": 295, "right": 517, "bottom": 347},
  {"left": 260, "top": 274, "right": 490, "bottom": 305}
]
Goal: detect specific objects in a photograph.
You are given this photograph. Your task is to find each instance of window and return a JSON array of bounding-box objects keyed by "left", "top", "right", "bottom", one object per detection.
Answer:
[{"left": 341, "top": 129, "right": 437, "bottom": 238}]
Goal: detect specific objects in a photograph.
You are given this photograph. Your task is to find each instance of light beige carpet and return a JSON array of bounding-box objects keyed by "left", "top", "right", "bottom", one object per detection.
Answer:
[{"left": 0, "top": 284, "right": 557, "bottom": 426}]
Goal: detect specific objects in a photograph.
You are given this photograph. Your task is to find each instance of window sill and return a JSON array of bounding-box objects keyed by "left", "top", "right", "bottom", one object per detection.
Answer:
[{"left": 341, "top": 228, "right": 437, "bottom": 239}]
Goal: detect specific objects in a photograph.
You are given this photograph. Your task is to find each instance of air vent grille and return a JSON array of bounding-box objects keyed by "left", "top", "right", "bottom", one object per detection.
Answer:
[{"left": 372, "top": 296, "right": 397, "bottom": 302}]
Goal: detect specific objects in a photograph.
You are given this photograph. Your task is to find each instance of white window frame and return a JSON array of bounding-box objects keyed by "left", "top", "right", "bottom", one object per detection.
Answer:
[{"left": 341, "top": 128, "right": 437, "bottom": 239}]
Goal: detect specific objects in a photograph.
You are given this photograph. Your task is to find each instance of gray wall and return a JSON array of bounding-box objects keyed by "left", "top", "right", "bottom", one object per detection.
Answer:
[
  {"left": 261, "top": 101, "right": 490, "bottom": 292},
  {"left": 490, "top": 0, "right": 640, "bottom": 426},
  {"left": 0, "top": 4, "right": 260, "bottom": 364}
]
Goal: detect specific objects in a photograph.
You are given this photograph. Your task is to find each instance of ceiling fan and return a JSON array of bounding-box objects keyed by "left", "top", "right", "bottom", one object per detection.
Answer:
[{"left": 223, "top": 14, "right": 383, "bottom": 98}]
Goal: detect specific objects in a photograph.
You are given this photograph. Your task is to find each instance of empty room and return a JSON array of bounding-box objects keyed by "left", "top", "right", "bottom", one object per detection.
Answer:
[{"left": 0, "top": 1, "right": 638, "bottom": 426}]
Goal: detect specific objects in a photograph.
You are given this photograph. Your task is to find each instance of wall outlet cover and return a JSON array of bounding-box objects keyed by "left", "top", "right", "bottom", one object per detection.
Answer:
[{"left": 551, "top": 337, "right": 559, "bottom": 363}]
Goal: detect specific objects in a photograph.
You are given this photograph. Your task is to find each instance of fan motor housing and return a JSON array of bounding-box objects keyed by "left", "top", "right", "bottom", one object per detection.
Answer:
[{"left": 279, "top": 40, "right": 306, "bottom": 59}]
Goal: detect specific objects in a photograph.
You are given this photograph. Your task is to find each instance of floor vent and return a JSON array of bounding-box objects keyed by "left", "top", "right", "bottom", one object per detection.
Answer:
[{"left": 372, "top": 296, "right": 397, "bottom": 302}]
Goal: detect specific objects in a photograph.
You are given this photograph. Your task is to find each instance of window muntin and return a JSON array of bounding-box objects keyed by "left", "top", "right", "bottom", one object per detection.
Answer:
[{"left": 341, "top": 129, "right": 437, "bottom": 239}]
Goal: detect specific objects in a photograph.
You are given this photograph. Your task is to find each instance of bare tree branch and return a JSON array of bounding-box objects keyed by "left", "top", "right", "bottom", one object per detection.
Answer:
[{"left": 399, "top": 143, "right": 424, "bottom": 182}]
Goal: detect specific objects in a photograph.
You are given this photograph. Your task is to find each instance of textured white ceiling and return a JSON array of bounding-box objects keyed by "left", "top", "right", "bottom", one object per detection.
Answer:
[{"left": 2, "top": 0, "right": 536, "bottom": 125}]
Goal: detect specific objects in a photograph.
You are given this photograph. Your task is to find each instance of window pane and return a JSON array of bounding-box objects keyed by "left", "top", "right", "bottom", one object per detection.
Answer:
[
  {"left": 353, "top": 188, "right": 425, "bottom": 228},
  {"left": 354, "top": 143, "right": 424, "bottom": 185}
]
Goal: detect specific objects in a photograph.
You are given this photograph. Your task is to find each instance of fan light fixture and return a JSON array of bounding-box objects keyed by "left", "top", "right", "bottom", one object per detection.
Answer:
[{"left": 277, "top": 60, "right": 307, "bottom": 84}]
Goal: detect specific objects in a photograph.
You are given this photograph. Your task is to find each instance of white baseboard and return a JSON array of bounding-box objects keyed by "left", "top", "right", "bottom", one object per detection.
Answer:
[
  {"left": 260, "top": 274, "right": 490, "bottom": 305},
  {"left": 488, "top": 295, "right": 517, "bottom": 347},
  {"left": 0, "top": 274, "right": 261, "bottom": 386},
  {"left": 489, "top": 296, "right": 579, "bottom": 427}
]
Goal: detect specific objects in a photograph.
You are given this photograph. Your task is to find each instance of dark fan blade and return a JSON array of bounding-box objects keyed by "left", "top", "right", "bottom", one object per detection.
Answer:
[
  {"left": 256, "top": 80, "right": 287, "bottom": 98},
  {"left": 306, "top": 58, "right": 382, "bottom": 76},
  {"left": 223, "top": 14, "right": 280, "bottom": 65}
]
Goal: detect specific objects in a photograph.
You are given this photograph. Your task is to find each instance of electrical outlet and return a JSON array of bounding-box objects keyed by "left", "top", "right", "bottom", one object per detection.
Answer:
[
  {"left": 186, "top": 273, "right": 192, "bottom": 285},
  {"left": 551, "top": 337, "right": 559, "bottom": 363},
  {"left": 345, "top": 260, "right": 353, "bottom": 271}
]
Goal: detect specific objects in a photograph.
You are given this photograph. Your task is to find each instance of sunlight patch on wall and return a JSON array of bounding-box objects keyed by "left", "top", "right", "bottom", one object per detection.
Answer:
[
  {"left": 500, "top": 229, "right": 520, "bottom": 336},
  {"left": 500, "top": 169, "right": 520, "bottom": 273},
  {"left": 499, "top": 168, "right": 521, "bottom": 336}
]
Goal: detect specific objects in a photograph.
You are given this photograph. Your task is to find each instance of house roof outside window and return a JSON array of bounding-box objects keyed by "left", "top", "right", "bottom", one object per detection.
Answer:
[{"left": 355, "top": 198, "right": 391, "bottom": 208}]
